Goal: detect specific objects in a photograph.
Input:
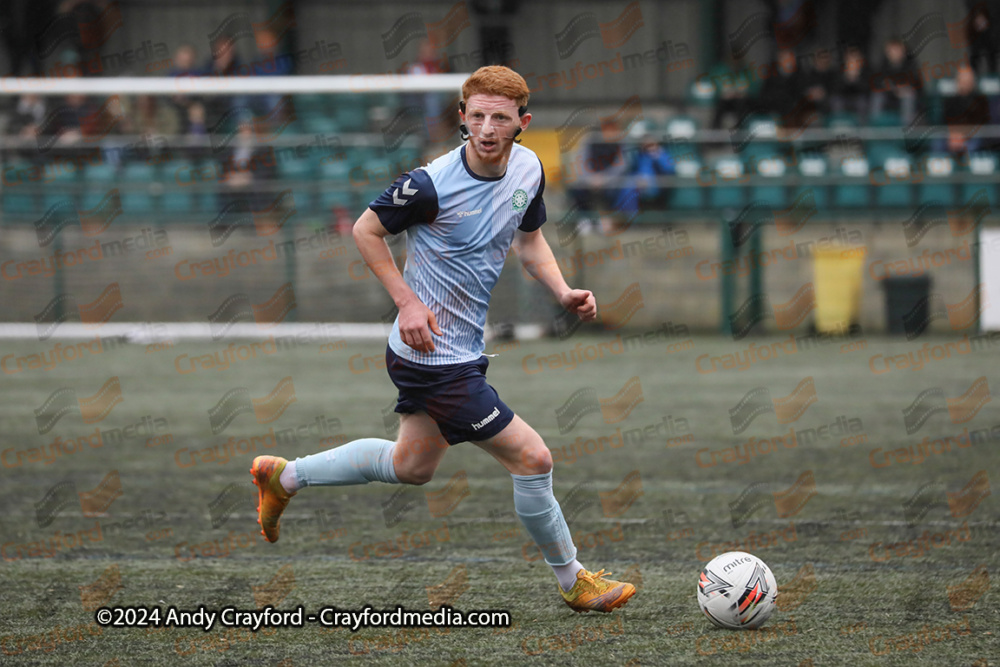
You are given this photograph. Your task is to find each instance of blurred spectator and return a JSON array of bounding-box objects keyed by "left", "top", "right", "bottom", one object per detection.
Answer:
[
  {"left": 221, "top": 119, "right": 276, "bottom": 210},
  {"left": 566, "top": 119, "right": 628, "bottom": 231},
  {"left": 251, "top": 28, "right": 293, "bottom": 117},
  {"left": 831, "top": 46, "right": 871, "bottom": 122},
  {"left": 803, "top": 48, "right": 836, "bottom": 117},
  {"left": 0, "top": 0, "right": 55, "bottom": 76},
  {"left": 615, "top": 133, "right": 676, "bottom": 218},
  {"left": 709, "top": 54, "right": 757, "bottom": 129},
  {"left": 870, "top": 37, "right": 921, "bottom": 125},
  {"left": 405, "top": 39, "right": 450, "bottom": 137},
  {"left": 5, "top": 94, "right": 47, "bottom": 161},
  {"left": 760, "top": 49, "right": 808, "bottom": 125},
  {"left": 939, "top": 64, "right": 990, "bottom": 157},
  {"left": 167, "top": 44, "right": 204, "bottom": 134},
  {"left": 203, "top": 34, "right": 248, "bottom": 134},
  {"left": 123, "top": 95, "right": 181, "bottom": 137},
  {"left": 966, "top": 3, "right": 997, "bottom": 75},
  {"left": 168, "top": 43, "right": 202, "bottom": 77}
]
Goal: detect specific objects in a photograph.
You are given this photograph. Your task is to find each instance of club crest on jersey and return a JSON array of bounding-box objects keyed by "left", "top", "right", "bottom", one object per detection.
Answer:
[{"left": 512, "top": 189, "right": 528, "bottom": 211}]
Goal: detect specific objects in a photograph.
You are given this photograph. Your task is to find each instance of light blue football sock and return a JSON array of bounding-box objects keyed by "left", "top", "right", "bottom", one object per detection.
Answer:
[
  {"left": 294, "top": 438, "right": 399, "bottom": 487},
  {"left": 512, "top": 472, "right": 578, "bottom": 567}
]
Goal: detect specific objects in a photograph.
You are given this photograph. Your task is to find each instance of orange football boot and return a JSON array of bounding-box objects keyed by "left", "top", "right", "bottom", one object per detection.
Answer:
[
  {"left": 560, "top": 568, "right": 636, "bottom": 613},
  {"left": 250, "top": 455, "right": 294, "bottom": 543}
]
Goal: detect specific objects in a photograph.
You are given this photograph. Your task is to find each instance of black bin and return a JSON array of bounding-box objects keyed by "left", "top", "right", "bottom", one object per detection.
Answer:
[{"left": 882, "top": 276, "right": 932, "bottom": 336}]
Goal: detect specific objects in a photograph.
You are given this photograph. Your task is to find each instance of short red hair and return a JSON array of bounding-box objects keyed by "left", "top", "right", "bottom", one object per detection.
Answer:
[{"left": 462, "top": 66, "right": 529, "bottom": 108}]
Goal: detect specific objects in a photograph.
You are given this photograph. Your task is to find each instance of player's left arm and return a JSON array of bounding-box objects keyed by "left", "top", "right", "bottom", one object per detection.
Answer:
[{"left": 513, "top": 228, "right": 597, "bottom": 322}]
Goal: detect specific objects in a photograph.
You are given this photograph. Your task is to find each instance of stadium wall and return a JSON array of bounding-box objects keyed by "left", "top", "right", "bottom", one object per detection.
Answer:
[{"left": 0, "top": 221, "right": 983, "bottom": 334}]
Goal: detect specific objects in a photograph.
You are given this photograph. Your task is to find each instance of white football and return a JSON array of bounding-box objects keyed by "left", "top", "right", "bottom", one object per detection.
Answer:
[{"left": 697, "top": 551, "right": 778, "bottom": 629}]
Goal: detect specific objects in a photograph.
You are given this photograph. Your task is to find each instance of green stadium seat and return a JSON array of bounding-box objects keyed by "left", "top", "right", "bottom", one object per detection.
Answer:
[
  {"left": 918, "top": 154, "right": 956, "bottom": 207},
  {"left": 121, "top": 162, "right": 158, "bottom": 216},
  {"left": 319, "top": 158, "right": 354, "bottom": 211},
  {"left": 334, "top": 103, "right": 368, "bottom": 132},
  {"left": 797, "top": 154, "right": 829, "bottom": 210},
  {"left": 670, "top": 158, "right": 703, "bottom": 209},
  {"left": 278, "top": 158, "right": 315, "bottom": 216},
  {"left": 1, "top": 161, "right": 39, "bottom": 217},
  {"left": 826, "top": 112, "right": 860, "bottom": 132},
  {"left": 740, "top": 116, "right": 780, "bottom": 161},
  {"left": 751, "top": 156, "right": 787, "bottom": 208},
  {"left": 665, "top": 116, "right": 699, "bottom": 159},
  {"left": 80, "top": 163, "right": 118, "bottom": 212},
  {"left": 874, "top": 154, "right": 913, "bottom": 208},
  {"left": 43, "top": 163, "right": 80, "bottom": 210},
  {"left": 979, "top": 75, "right": 1000, "bottom": 96},
  {"left": 159, "top": 159, "right": 195, "bottom": 216},
  {"left": 710, "top": 156, "right": 746, "bottom": 210},
  {"left": 962, "top": 153, "right": 999, "bottom": 207},
  {"left": 833, "top": 156, "right": 870, "bottom": 208},
  {"left": 304, "top": 116, "right": 340, "bottom": 136},
  {"left": 687, "top": 78, "right": 716, "bottom": 107}
]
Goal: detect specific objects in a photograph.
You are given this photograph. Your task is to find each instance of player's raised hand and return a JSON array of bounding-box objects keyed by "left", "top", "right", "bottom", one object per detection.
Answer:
[
  {"left": 560, "top": 289, "right": 597, "bottom": 322},
  {"left": 398, "top": 300, "right": 443, "bottom": 353}
]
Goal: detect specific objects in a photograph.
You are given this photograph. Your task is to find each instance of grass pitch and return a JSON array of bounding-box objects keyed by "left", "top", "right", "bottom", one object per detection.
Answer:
[{"left": 0, "top": 334, "right": 997, "bottom": 665}]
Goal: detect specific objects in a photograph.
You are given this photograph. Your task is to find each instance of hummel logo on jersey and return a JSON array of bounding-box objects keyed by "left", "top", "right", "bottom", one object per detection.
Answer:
[
  {"left": 392, "top": 178, "right": 419, "bottom": 205},
  {"left": 456, "top": 208, "right": 482, "bottom": 218},
  {"left": 471, "top": 406, "right": 501, "bottom": 430}
]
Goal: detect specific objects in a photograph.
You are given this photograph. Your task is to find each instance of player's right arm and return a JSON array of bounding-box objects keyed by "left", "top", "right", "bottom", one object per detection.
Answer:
[{"left": 354, "top": 171, "right": 443, "bottom": 353}]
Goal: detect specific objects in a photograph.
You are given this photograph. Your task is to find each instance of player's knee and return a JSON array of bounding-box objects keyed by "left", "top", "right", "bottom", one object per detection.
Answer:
[
  {"left": 396, "top": 465, "right": 435, "bottom": 486},
  {"left": 520, "top": 443, "right": 553, "bottom": 475}
]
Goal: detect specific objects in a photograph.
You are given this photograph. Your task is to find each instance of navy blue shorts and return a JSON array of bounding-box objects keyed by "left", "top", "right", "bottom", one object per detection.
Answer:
[{"left": 385, "top": 346, "right": 515, "bottom": 445}]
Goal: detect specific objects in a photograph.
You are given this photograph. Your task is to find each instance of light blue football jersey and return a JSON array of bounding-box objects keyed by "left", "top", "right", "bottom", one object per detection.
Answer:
[{"left": 369, "top": 143, "right": 546, "bottom": 365}]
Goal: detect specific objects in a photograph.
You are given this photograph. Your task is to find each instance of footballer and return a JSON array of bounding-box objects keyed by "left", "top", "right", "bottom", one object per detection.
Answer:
[{"left": 252, "top": 65, "right": 636, "bottom": 613}]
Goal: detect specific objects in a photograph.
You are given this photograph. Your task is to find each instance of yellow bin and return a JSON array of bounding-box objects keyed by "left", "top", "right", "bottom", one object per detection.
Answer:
[{"left": 812, "top": 245, "right": 867, "bottom": 333}]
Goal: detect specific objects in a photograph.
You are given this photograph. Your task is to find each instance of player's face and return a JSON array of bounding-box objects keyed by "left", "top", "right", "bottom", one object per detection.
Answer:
[{"left": 463, "top": 94, "right": 524, "bottom": 160}]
